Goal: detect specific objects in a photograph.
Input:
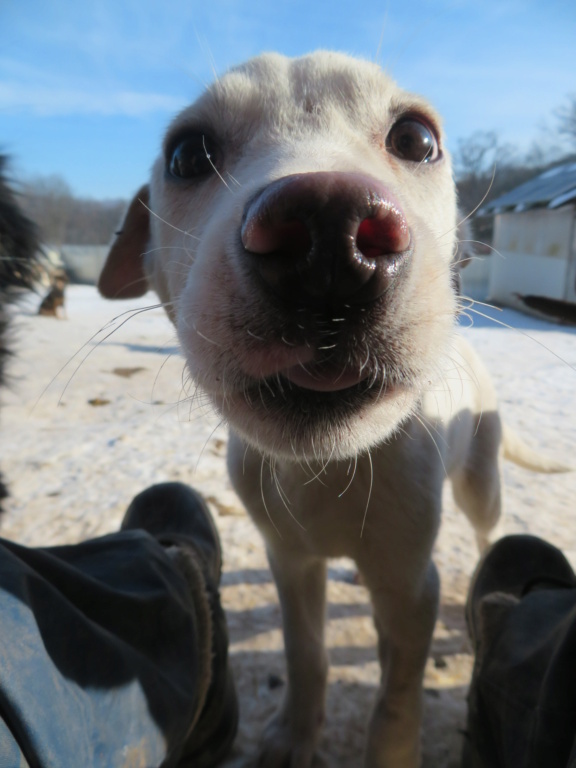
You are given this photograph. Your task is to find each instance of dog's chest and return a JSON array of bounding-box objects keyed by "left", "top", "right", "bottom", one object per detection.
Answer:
[{"left": 227, "top": 429, "right": 442, "bottom": 559}]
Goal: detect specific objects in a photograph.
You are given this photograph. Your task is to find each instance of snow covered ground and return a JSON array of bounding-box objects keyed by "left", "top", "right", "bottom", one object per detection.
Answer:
[{"left": 1, "top": 285, "right": 575, "bottom": 767}]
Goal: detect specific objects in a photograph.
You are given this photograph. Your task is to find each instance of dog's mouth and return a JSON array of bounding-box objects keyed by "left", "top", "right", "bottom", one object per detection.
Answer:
[
  {"left": 278, "top": 360, "right": 370, "bottom": 393},
  {"left": 236, "top": 351, "right": 402, "bottom": 416},
  {"left": 198, "top": 306, "right": 423, "bottom": 460},
  {"left": 234, "top": 334, "right": 384, "bottom": 400},
  {"left": 225, "top": 305, "right": 407, "bottom": 413},
  {"left": 194, "top": 291, "right": 426, "bottom": 459}
]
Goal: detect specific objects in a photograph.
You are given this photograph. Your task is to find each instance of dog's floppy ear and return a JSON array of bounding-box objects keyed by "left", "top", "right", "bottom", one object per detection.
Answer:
[{"left": 98, "top": 185, "right": 150, "bottom": 299}]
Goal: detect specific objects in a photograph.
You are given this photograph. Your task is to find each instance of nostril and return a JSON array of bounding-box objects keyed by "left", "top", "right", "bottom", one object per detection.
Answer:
[
  {"left": 356, "top": 213, "right": 411, "bottom": 260},
  {"left": 242, "top": 217, "right": 311, "bottom": 256}
]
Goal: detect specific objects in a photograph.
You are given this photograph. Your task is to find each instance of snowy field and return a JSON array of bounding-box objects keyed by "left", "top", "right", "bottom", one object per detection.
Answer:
[{"left": 1, "top": 285, "right": 575, "bottom": 767}]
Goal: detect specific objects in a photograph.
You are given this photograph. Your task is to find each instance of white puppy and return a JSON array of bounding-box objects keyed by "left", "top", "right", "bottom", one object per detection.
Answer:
[{"left": 99, "top": 52, "right": 561, "bottom": 767}]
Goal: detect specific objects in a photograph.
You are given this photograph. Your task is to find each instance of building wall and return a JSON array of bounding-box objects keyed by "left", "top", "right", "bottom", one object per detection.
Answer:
[
  {"left": 460, "top": 254, "right": 491, "bottom": 301},
  {"left": 59, "top": 245, "right": 109, "bottom": 284},
  {"left": 488, "top": 206, "right": 575, "bottom": 306}
]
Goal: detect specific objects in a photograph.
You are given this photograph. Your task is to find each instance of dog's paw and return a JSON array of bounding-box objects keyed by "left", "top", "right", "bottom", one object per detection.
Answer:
[{"left": 256, "top": 720, "right": 320, "bottom": 768}]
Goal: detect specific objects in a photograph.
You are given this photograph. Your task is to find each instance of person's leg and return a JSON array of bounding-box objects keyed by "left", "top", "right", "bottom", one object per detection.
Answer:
[
  {"left": 0, "top": 717, "right": 29, "bottom": 767},
  {"left": 0, "top": 482, "right": 237, "bottom": 768},
  {"left": 463, "top": 534, "right": 576, "bottom": 768}
]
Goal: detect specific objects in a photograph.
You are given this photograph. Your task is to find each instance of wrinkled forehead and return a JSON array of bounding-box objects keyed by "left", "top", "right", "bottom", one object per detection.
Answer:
[{"left": 163, "top": 51, "right": 443, "bottom": 150}]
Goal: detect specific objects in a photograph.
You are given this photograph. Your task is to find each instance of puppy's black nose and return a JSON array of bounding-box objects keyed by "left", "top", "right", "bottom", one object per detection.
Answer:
[{"left": 241, "top": 172, "right": 411, "bottom": 307}]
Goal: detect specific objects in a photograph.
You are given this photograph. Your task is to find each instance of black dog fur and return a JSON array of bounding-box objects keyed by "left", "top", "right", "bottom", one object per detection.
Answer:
[{"left": 0, "top": 155, "right": 39, "bottom": 505}]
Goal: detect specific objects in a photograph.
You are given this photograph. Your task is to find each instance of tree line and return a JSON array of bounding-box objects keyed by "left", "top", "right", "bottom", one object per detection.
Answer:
[{"left": 18, "top": 175, "right": 126, "bottom": 247}]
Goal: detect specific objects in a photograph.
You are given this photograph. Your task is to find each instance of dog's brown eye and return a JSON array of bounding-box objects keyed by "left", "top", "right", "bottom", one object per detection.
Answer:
[
  {"left": 386, "top": 118, "right": 439, "bottom": 163},
  {"left": 168, "top": 134, "right": 219, "bottom": 178}
]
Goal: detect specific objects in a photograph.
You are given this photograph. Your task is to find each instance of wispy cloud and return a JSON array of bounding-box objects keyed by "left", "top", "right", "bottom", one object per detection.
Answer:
[
  {"left": 0, "top": 81, "right": 187, "bottom": 116},
  {"left": 0, "top": 56, "right": 188, "bottom": 117}
]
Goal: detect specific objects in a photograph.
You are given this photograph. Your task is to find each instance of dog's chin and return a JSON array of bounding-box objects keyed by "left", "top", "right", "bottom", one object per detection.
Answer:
[{"left": 212, "top": 374, "right": 418, "bottom": 461}]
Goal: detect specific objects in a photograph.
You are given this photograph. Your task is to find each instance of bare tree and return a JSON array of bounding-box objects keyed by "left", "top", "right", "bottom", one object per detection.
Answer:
[
  {"left": 21, "top": 175, "right": 73, "bottom": 246},
  {"left": 453, "top": 132, "right": 517, "bottom": 229},
  {"left": 556, "top": 95, "right": 576, "bottom": 147},
  {"left": 453, "top": 131, "right": 500, "bottom": 180},
  {"left": 18, "top": 175, "right": 126, "bottom": 246}
]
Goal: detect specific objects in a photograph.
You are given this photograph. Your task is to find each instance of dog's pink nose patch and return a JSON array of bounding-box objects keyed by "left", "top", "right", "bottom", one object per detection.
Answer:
[{"left": 356, "top": 212, "right": 410, "bottom": 259}]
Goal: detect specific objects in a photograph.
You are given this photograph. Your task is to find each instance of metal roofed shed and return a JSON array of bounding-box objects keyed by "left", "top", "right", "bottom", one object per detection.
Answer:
[
  {"left": 58, "top": 245, "right": 109, "bottom": 284},
  {"left": 480, "top": 162, "right": 576, "bottom": 318}
]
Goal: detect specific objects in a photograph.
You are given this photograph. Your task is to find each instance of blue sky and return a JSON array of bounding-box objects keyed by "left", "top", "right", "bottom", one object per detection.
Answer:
[{"left": 1, "top": 0, "right": 574, "bottom": 199}]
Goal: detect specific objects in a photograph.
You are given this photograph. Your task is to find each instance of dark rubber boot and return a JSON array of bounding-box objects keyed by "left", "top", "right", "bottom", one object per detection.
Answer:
[{"left": 122, "top": 482, "right": 239, "bottom": 767}]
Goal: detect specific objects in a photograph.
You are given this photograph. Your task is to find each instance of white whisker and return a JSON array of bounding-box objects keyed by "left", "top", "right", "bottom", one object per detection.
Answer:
[{"left": 360, "top": 451, "right": 374, "bottom": 538}]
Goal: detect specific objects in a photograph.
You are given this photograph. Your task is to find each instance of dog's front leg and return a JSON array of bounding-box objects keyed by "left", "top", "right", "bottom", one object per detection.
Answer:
[
  {"left": 258, "top": 545, "right": 328, "bottom": 768},
  {"left": 360, "top": 560, "right": 440, "bottom": 768}
]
